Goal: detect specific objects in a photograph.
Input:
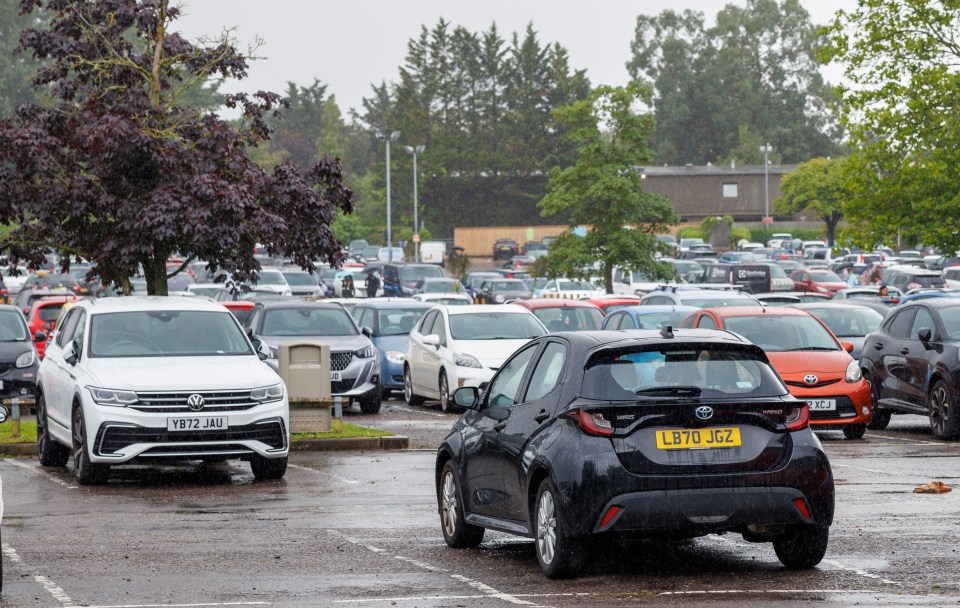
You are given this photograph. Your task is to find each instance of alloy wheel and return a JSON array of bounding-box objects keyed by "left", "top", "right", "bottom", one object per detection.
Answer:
[
  {"left": 404, "top": 368, "right": 413, "bottom": 401},
  {"left": 439, "top": 373, "right": 450, "bottom": 412},
  {"left": 536, "top": 490, "right": 558, "bottom": 565},
  {"left": 931, "top": 383, "right": 949, "bottom": 436},
  {"left": 441, "top": 470, "right": 459, "bottom": 538}
]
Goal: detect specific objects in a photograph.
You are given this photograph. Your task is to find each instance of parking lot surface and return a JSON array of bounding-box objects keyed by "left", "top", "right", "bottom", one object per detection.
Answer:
[{"left": 2, "top": 401, "right": 959, "bottom": 607}]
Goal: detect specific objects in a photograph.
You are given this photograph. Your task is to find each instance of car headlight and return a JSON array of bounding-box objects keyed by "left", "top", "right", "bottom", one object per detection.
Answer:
[
  {"left": 385, "top": 350, "right": 406, "bottom": 364},
  {"left": 455, "top": 354, "right": 482, "bottom": 368},
  {"left": 251, "top": 383, "right": 284, "bottom": 402},
  {"left": 355, "top": 345, "right": 376, "bottom": 359},
  {"left": 15, "top": 350, "right": 36, "bottom": 368},
  {"left": 846, "top": 359, "right": 862, "bottom": 382},
  {"left": 88, "top": 387, "right": 138, "bottom": 406}
]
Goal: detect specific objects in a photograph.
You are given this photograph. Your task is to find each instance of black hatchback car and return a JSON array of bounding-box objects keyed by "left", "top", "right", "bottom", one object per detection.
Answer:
[
  {"left": 0, "top": 305, "right": 41, "bottom": 401},
  {"left": 437, "top": 329, "right": 835, "bottom": 578},
  {"left": 860, "top": 298, "right": 960, "bottom": 438}
]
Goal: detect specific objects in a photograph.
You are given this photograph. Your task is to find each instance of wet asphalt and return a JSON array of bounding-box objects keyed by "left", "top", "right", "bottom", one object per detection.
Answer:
[{"left": 2, "top": 398, "right": 960, "bottom": 608}]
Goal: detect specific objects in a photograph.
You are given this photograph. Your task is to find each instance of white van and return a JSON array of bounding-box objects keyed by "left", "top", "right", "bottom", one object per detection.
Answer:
[{"left": 419, "top": 241, "right": 446, "bottom": 266}]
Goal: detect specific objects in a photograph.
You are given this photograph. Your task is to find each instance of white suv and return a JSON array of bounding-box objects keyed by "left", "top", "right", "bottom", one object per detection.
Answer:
[{"left": 36, "top": 297, "right": 289, "bottom": 484}]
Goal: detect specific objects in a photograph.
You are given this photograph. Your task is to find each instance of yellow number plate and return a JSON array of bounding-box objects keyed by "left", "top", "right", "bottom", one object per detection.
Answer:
[{"left": 655, "top": 427, "right": 742, "bottom": 450}]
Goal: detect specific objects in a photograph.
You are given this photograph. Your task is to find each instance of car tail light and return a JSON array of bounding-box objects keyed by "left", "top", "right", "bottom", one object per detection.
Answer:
[
  {"left": 565, "top": 409, "right": 613, "bottom": 437},
  {"left": 785, "top": 403, "right": 810, "bottom": 431},
  {"left": 793, "top": 498, "right": 811, "bottom": 519},
  {"left": 599, "top": 506, "right": 622, "bottom": 530}
]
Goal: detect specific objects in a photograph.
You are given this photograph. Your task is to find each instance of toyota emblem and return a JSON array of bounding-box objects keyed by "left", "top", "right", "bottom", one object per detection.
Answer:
[
  {"left": 803, "top": 374, "right": 818, "bottom": 385},
  {"left": 695, "top": 406, "right": 714, "bottom": 420},
  {"left": 186, "top": 394, "right": 205, "bottom": 411}
]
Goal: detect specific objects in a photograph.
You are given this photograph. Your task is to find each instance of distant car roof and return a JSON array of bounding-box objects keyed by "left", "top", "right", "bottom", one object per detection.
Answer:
[
  {"left": 705, "top": 305, "right": 810, "bottom": 318},
  {"left": 512, "top": 298, "right": 601, "bottom": 310}
]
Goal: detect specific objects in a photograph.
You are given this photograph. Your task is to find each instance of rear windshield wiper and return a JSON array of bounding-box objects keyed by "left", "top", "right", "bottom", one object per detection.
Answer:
[{"left": 635, "top": 386, "right": 702, "bottom": 397}]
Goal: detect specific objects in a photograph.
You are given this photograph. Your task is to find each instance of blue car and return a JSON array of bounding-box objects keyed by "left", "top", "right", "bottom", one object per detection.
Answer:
[
  {"left": 600, "top": 304, "right": 700, "bottom": 330},
  {"left": 350, "top": 301, "right": 438, "bottom": 398}
]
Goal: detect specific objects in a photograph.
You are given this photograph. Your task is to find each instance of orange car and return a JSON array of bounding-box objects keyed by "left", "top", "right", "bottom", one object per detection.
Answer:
[{"left": 679, "top": 306, "right": 872, "bottom": 439}]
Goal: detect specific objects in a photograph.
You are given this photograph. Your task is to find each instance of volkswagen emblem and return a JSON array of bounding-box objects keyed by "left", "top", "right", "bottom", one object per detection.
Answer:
[
  {"left": 186, "top": 394, "right": 205, "bottom": 411},
  {"left": 695, "top": 406, "right": 714, "bottom": 420},
  {"left": 803, "top": 374, "right": 818, "bottom": 386}
]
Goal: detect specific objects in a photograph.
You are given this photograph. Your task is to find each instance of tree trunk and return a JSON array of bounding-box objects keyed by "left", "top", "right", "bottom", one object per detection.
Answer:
[
  {"left": 824, "top": 212, "right": 842, "bottom": 247},
  {"left": 604, "top": 263, "right": 614, "bottom": 294},
  {"left": 143, "top": 253, "right": 169, "bottom": 296}
]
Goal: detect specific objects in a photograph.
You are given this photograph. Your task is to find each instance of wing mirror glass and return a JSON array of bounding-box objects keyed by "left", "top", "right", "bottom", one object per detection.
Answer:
[
  {"left": 251, "top": 337, "right": 271, "bottom": 361},
  {"left": 452, "top": 387, "right": 479, "bottom": 409},
  {"left": 34, "top": 330, "right": 48, "bottom": 343},
  {"left": 64, "top": 341, "right": 78, "bottom": 366},
  {"left": 841, "top": 341, "right": 854, "bottom": 353},
  {"left": 422, "top": 334, "right": 441, "bottom": 347},
  {"left": 918, "top": 327, "right": 933, "bottom": 344},
  {"left": 0, "top": 405, "right": 7, "bottom": 423}
]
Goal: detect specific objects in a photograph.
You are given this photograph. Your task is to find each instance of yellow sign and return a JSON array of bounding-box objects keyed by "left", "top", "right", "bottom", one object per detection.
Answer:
[{"left": 412, "top": 233, "right": 421, "bottom": 243}]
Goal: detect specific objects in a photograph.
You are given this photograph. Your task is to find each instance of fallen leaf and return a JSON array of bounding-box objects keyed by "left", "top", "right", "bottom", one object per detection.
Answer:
[{"left": 913, "top": 481, "right": 952, "bottom": 494}]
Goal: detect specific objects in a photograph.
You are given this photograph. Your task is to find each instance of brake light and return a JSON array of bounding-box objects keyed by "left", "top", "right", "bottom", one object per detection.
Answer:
[
  {"left": 785, "top": 403, "right": 810, "bottom": 431},
  {"left": 565, "top": 409, "right": 613, "bottom": 437},
  {"left": 599, "top": 506, "right": 622, "bottom": 529},
  {"left": 793, "top": 498, "right": 811, "bottom": 519}
]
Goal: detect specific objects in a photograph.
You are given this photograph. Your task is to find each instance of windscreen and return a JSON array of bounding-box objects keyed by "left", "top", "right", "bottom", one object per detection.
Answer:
[
  {"left": 400, "top": 266, "right": 444, "bottom": 282},
  {"left": 809, "top": 271, "right": 843, "bottom": 282},
  {"left": 533, "top": 307, "right": 603, "bottom": 331},
  {"left": 491, "top": 281, "right": 526, "bottom": 292},
  {"left": 723, "top": 314, "right": 840, "bottom": 352},
  {"left": 283, "top": 273, "right": 319, "bottom": 286},
  {"left": 378, "top": 308, "right": 432, "bottom": 336},
  {"left": 449, "top": 312, "right": 546, "bottom": 340},
  {"left": 582, "top": 344, "right": 787, "bottom": 400},
  {"left": 261, "top": 308, "right": 357, "bottom": 336},
  {"left": 39, "top": 304, "right": 65, "bottom": 322},
  {"left": 90, "top": 311, "right": 252, "bottom": 357},
  {"left": 0, "top": 311, "right": 28, "bottom": 341},
  {"left": 558, "top": 280, "right": 596, "bottom": 290},
  {"left": 421, "top": 279, "right": 456, "bottom": 293},
  {"left": 257, "top": 270, "right": 285, "bottom": 285},
  {"left": 807, "top": 307, "right": 883, "bottom": 338}
]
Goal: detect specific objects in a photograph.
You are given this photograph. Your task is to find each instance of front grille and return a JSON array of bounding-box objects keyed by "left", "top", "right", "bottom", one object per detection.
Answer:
[
  {"left": 809, "top": 395, "right": 857, "bottom": 420},
  {"left": 331, "top": 352, "right": 353, "bottom": 371},
  {"left": 331, "top": 378, "right": 356, "bottom": 394},
  {"left": 95, "top": 418, "right": 287, "bottom": 455},
  {"left": 138, "top": 444, "right": 253, "bottom": 456},
  {"left": 130, "top": 390, "right": 261, "bottom": 413},
  {"left": 0, "top": 363, "right": 14, "bottom": 375},
  {"left": 786, "top": 378, "right": 841, "bottom": 388}
]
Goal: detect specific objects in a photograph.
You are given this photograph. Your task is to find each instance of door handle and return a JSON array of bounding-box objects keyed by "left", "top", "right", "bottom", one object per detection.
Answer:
[
  {"left": 900, "top": 347, "right": 910, "bottom": 355},
  {"left": 874, "top": 343, "right": 884, "bottom": 350},
  {"left": 534, "top": 411, "right": 549, "bottom": 423},
  {"left": 493, "top": 421, "right": 506, "bottom": 432}
]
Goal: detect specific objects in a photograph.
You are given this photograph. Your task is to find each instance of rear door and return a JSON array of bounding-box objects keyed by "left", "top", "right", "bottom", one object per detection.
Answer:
[
  {"left": 408, "top": 310, "right": 437, "bottom": 395},
  {"left": 898, "top": 307, "right": 938, "bottom": 411},
  {"left": 873, "top": 308, "right": 915, "bottom": 410}
]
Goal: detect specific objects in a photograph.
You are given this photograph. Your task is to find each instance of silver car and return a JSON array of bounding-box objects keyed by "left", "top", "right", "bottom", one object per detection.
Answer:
[{"left": 245, "top": 301, "right": 382, "bottom": 413}]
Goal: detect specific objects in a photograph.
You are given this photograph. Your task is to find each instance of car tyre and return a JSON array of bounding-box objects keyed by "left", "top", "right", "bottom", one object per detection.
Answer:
[
  {"left": 37, "top": 393, "right": 69, "bottom": 467},
  {"left": 773, "top": 525, "right": 829, "bottom": 569},
  {"left": 928, "top": 379, "right": 960, "bottom": 439},
  {"left": 842, "top": 424, "right": 866, "bottom": 440},
  {"left": 72, "top": 405, "right": 109, "bottom": 485},
  {"left": 439, "top": 371, "right": 458, "bottom": 414},
  {"left": 439, "top": 461, "right": 484, "bottom": 548},
  {"left": 404, "top": 365, "right": 425, "bottom": 406},
  {"left": 359, "top": 389, "right": 382, "bottom": 414},
  {"left": 865, "top": 372, "right": 891, "bottom": 430},
  {"left": 250, "top": 455, "right": 287, "bottom": 480},
  {"left": 534, "top": 479, "right": 583, "bottom": 579}
]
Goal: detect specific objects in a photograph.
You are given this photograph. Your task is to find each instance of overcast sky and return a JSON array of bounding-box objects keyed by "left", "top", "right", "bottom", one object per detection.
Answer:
[{"left": 176, "top": 0, "right": 856, "bottom": 117}]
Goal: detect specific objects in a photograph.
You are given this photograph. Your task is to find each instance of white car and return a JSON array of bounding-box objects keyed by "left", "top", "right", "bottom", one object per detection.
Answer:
[
  {"left": 404, "top": 304, "right": 547, "bottom": 412},
  {"left": 1, "top": 266, "right": 31, "bottom": 296},
  {"left": 412, "top": 293, "right": 472, "bottom": 306},
  {"left": 253, "top": 268, "right": 292, "bottom": 296},
  {"left": 35, "top": 297, "right": 289, "bottom": 484},
  {"left": 539, "top": 278, "right": 604, "bottom": 299}
]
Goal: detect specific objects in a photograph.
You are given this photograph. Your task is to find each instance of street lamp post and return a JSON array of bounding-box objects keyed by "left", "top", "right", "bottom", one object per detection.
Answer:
[
  {"left": 760, "top": 143, "right": 772, "bottom": 224},
  {"left": 378, "top": 131, "right": 401, "bottom": 261},
  {"left": 405, "top": 145, "right": 425, "bottom": 263}
]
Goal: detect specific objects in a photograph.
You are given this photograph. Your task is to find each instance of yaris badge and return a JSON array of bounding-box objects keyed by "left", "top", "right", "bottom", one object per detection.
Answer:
[
  {"left": 186, "top": 394, "right": 205, "bottom": 411},
  {"left": 803, "top": 375, "right": 818, "bottom": 385},
  {"left": 695, "top": 406, "right": 714, "bottom": 420}
]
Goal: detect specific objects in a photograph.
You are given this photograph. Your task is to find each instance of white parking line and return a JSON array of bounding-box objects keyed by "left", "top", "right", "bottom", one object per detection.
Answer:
[
  {"left": 659, "top": 590, "right": 857, "bottom": 596},
  {"left": 287, "top": 463, "right": 359, "bottom": 484},
  {"left": 389, "top": 405, "right": 448, "bottom": 418},
  {"left": 327, "top": 530, "right": 545, "bottom": 607},
  {"left": 87, "top": 603, "right": 271, "bottom": 607},
  {"left": 3, "top": 542, "right": 76, "bottom": 606},
  {"left": 831, "top": 462, "right": 895, "bottom": 475},
  {"left": 864, "top": 433, "right": 949, "bottom": 446},
  {"left": 2, "top": 458, "right": 77, "bottom": 489}
]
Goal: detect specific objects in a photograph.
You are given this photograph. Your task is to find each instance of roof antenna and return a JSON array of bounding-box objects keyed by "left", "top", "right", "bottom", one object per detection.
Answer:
[{"left": 660, "top": 324, "right": 674, "bottom": 339}]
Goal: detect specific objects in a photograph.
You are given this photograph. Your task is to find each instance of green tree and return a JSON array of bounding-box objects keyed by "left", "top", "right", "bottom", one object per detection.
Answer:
[
  {"left": 0, "top": 0, "right": 46, "bottom": 117},
  {"left": 627, "top": 0, "right": 841, "bottom": 165},
  {"left": 539, "top": 83, "right": 678, "bottom": 294},
  {"left": 773, "top": 157, "right": 849, "bottom": 246},
  {"left": 821, "top": 1, "right": 960, "bottom": 254}
]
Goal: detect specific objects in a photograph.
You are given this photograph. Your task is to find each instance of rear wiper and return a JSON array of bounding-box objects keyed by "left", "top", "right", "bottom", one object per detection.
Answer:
[{"left": 635, "top": 386, "right": 702, "bottom": 397}]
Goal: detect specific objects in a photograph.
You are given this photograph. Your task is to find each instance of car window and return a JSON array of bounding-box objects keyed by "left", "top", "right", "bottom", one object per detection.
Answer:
[
  {"left": 602, "top": 312, "right": 622, "bottom": 330},
  {"left": 696, "top": 315, "right": 717, "bottom": 329},
  {"left": 722, "top": 314, "right": 839, "bottom": 352},
  {"left": 89, "top": 310, "right": 252, "bottom": 357},
  {"left": 431, "top": 313, "right": 448, "bottom": 346},
  {"left": 909, "top": 308, "right": 936, "bottom": 340},
  {"left": 56, "top": 308, "right": 82, "bottom": 347},
  {"left": 72, "top": 310, "right": 87, "bottom": 356},
  {"left": 354, "top": 307, "right": 372, "bottom": 330},
  {"left": 524, "top": 342, "right": 567, "bottom": 402},
  {"left": 449, "top": 312, "right": 546, "bottom": 340},
  {"left": 0, "top": 310, "right": 28, "bottom": 342},
  {"left": 418, "top": 310, "right": 437, "bottom": 334},
  {"left": 378, "top": 308, "right": 431, "bottom": 336},
  {"left": 885, "top": 309, "right": 915, "bottom": 339},
  {"left": 486, "top": 343, "right": 539, "bottom": 409}
]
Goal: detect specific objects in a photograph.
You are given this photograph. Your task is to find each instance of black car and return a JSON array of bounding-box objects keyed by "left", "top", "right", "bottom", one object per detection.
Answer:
[
  {"left": 0, "top": 305, "right": 41, "bottom": 401},
  {"left": 492, "top": 238, "right": 519, "bottom": 261},
  {"left": 437, "top": 329, "right": 834, "bottom": 578},
  {"left": 790, "top": 302, "right": 885, "bottom": 360},
  {"left": 861, "top": 299, "right": 960, "bottom": 438}
]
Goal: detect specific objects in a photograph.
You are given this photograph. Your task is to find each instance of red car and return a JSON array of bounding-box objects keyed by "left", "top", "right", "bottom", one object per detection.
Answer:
[
  {"left": 511, "top": 299, "right": 604, "bottom": 332},
  {"left": 26, "top": 295, "right": 81, "bottom": 358},
  {"left": 580, "top": 295, "right": 643, "bottom": 315},
  {"left": 679, "top": 306, "right": 873, "bottom": 438},
  {"left": 790, "top": 269, "right": 849, "bottom": 298}
]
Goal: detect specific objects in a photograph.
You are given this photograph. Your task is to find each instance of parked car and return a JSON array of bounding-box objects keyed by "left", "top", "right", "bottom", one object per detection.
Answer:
[
  {"left": 25, "top": 295, "right": 81, "bottom": 359},
  {"left": 461, "top": 272, "right": 502, "bottom": 302},
  {"left": 680, "top": 306, "right": 872, "bottom": 439},
  {"left": 348, "top": 239, "right": 370, "bottom": 261},
  {"left": 352, "top": 301, "right": 437, "bottom": 399},
  {"left": 19, "top": 273, "right": 82, "bottom": 300},
  {"left": 437, "top": 329, "right": 834, "bottom": 577},
  {"left": 492, "top": 238, "right": 519, "bottom": 260},
  {"left": 503, "top": 254, "right": 536, "bottom": 269},
  {"left": 753, "top": 293, "right": 803, "bottom": 306},
  {"left": 411, "top": 293, "right": 472, "bottom": 306},
  {"left": 1, "top": 266, "right": 31, "bottom": 296},
  {"left": 383, "top": 263, "right": 446, "bottom": 297},
  {"left": 377, "top": 247, "right": 406, "bottom": 263},
  {"left": 538, "top": 278, "right": 603, "bottom": 300},
  {"left": 419, "top": 241, "right": 446, "bottom": 266},
  {"left": 220, "top": 300, "right": 255, "bottom": 326},
  {"left": 0, "top": 304, "right": 41, "bottom": 402},
  {"left": 245, "top": 300, "right": 382, "bottom": 413},
  {"left": 639, "top": 286, "right": 760, "bottom": 308},
  {"left": 943, "top": 266, "right": 960, "bottom": 289},
  {"left": 404, "top": 304, "right": 547, "bottom": 412},
  {"left": 789, "top": 302, "right": 885, "bottom": 359},
  {"left": 360, "top": 245, "right": 381, "bottom": 264},
  {"left": 252, "top": 268, "right": 292, "bottom": 296},
  {"left": 789, "top": 269, "right": 849, "bottom": 297},
  {"left": 35, "top": 296, "right": 288, "bottom": 483},
  {"left": 884, "top": 265, "right": 946, "bottom": 292},
  {"left": 418, "top": 278, "right": 459, "bottom": 294},
  {"left": 523, "top": 241, "right": 549, "bottom": 258},
  {"left": 600, "top": 304, "right": 699, "bottom": 330},
  {"left": 702, "top": 263, "right": 772, "bottom": 294},
  {"left": 512, "top": 299, "right": 604, "bottom": 332},
  {"left": 860, "top": 299, "right": 960, "bottom": 437},
  {"left": 478, "top": 278, "right": 533, "bottom": 304},
  {"left": 280, "top": 269, "right": 325, "bottom": 300},
  {"left": 579, "top": 294, "right": 643, "bottom": 315}
]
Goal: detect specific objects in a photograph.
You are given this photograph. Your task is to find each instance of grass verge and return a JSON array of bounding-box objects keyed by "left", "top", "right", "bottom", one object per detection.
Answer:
[{"left": 0, "top": 420, "right": 36, "bottom": 443}]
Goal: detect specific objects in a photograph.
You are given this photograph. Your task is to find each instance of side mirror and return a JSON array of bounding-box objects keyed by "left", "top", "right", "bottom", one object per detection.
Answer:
[
  {"left": 918, "top": 327, "right": 933, "bottom": 344},
  {"left": 246, "top": 326, "right": 255, "bottom": 340},
  {"left": 452, "top": 387, "right": 479, "bottom": 409},
  {"left": 422, "top": 334, "right": 441, "bottom": 347},
  {"left": 251, "top": 337, "right": 271, "bottom": 361},
  {"left": 361, "top": 326, "right": 373, "bottom": 338},
  {"left": 841, "top": 341, "right": 854, "bottom": 353},
  {"left": 64, "top": 341, "right": 78, "bottom": 366},
  {"left": 34, "top": 330, "right": 48, "bottom": 343},
  {"left": 0, "top": 405, "right": 7, "bottom": 423}
]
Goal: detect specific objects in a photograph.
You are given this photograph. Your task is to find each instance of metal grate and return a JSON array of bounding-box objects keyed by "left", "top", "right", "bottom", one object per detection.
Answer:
[
  {"left": 330, "top": 378, "right": 356, "bottom": 394},
  {"left": 785, "top": 378, "right": 841, "bottom": 389},
  {"left": 331, "top": 352, "right": 353, "bottom": 371},
  {"left": 131, "top": 390, "right": 261, "bottom": 413}
]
